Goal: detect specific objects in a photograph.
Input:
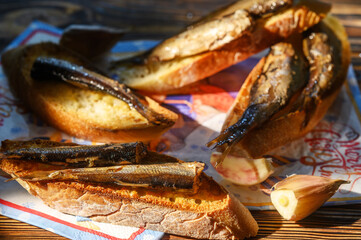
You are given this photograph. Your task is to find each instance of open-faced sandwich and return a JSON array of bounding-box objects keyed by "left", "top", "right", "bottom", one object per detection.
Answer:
[{"left": 0, "top": 139, "right": 258, "bottom": 239}]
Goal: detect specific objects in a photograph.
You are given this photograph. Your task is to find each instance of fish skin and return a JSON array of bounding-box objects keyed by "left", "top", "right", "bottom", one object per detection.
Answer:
[
  {"left": 17, "top": 162, "right": 205, "bottom": 192},
  {"left": 288, "top": 20, "right": 342, "bottom": 129},
  {"left": 149, "top": 0, "right": 293, "bottom": 62},
  {"left": 303, "top": 33, "right": 333, "bottom": 100},
  {"left": 1, "top": 139, "right": 148, "bottom": 167},
  {"left": 0, "top": 139, "right": 78, "bottom": 151},
  {"left": 297, "top": 32, "right": 334, "bottom": 127}
]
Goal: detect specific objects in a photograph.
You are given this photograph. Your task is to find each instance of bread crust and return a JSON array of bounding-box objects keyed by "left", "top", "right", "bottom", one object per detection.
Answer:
[
  {"left": 0, "top": 158, "right": 258, "bottom": 239},
  {"left": 1, "top": 43, "right": 178, "bottom": 143}
]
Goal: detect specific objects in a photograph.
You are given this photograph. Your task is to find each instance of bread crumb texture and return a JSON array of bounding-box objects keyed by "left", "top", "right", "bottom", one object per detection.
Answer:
[{"left": 38, "top": 81, "right": 148, "bottom": 130}]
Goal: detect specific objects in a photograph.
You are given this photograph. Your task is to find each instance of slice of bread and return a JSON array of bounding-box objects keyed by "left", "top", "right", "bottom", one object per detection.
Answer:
[
  {"left": 1, "top": 42, "right": 178, "bottom": 143},
  {"left": 110, "top": 0, "right": 330, "bottom": 93},
  {"left": 0, "top": 157, "right": 259, "bottom": 239}
]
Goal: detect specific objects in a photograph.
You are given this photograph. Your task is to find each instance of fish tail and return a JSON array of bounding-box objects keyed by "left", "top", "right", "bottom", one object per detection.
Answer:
[
  {"left": 213, "top": 143, "right": 233, "bottom": 167},
  {"left": 206, "top": 131, "right": 230, "bottom": 149},
  {"left": 207, "top": 104, "right": 259, "bottom": 150},
  {"left": 301, "top": 97, "right": 317, "bottom": 129},
  {"left": 207, "top": 123, "right": 251, "bottom": 168},
  {"left": 5, "top": 175, "right": 19, "bottom": 182}
]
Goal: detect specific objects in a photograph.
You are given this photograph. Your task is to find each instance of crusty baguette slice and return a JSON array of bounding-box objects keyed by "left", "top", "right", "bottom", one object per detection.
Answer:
[
  {"left": 1, "top": 42, "right": 178, "bottom": 143},
  {"left": 0, "top": 157, "right": 258, "bottom": 239},
  {"left": 111, "top": 0, "right": 330, "bottom": 93},
  {"left": 221, "top": 14, "right": 351, "bottom": 159}
]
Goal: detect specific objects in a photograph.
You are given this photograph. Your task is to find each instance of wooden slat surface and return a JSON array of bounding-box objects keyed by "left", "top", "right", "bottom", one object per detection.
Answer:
[
  {"left": 1, "top": 0, "right": 361, "bottom": 239},
  {"left": 251, "top": 206, "right": 361, "bottom": 239},
  {"left": 0, "top": 215, "right": 64, "bottom": 240}
]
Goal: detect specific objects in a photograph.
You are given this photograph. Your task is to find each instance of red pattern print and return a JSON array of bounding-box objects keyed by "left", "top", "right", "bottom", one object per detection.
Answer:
[{"left": 300, "top": 121, "right": 361, "bottom": 191}]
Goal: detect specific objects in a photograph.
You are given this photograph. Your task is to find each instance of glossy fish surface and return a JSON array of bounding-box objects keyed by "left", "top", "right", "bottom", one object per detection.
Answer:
[
  {"left": 207, "top": 16, "right": 350, "bottom": 161},
  {"left": 207, "top": 41, "right": 307, "bottom": 162},
  {"left": 17, "top": 162, "right": 205, "bottom": 192},
  {"left": 287, "top": 18, "right": 345, "bottom": 128},
  {"left": 296, "top": 32, "right": 334, "bottom": 126},
  {"left": 1, "top": 139, "right": 148, "bottom": 167},
  {"left": 149, "top": 0, "right": 293, "bottom": 61}
]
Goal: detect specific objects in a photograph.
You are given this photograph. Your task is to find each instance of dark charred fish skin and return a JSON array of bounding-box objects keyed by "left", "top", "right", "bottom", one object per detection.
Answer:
[
  {"left": 17, "top": 162, "right": 205, "bottom": 192},
  {"left": 30, "top": 57, "right": 171, "bottom": 126},
  {"left": 298, "top": 32, "right": 334, "bottom": 127},
  {"left": 1, "top": 139, "right": 148, "bottom": 167},
  {"left": 1, "top": 139, "right": 78, "bottom": 151},
  {"left": 207, "top": 42, "right": 307, "bottom": 158}
]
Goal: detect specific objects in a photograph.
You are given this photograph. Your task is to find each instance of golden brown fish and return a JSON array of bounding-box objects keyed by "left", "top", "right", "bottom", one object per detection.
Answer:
[
  {"left": 207, "top": 41, "right": 307, "bottom": 163},
  {"left": 148, "top": 0, "right": 293, "bottom": 62},
  {"left": 282, "top": 16, "right": 349, "bottom": 130},
  {"left": 14, "top": 162, "right": 205, "bottom": 192},
  {"left": 210, "top": 15, "right": 350, "bottom": 161},
  {"left": 291, "top": 27, "right": 342, "bottom": 128}
]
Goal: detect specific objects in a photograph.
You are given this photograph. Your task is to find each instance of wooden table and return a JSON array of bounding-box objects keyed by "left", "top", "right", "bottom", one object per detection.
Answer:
[{"left": 1, "top": 0, "right": 361, "bottom": 239}]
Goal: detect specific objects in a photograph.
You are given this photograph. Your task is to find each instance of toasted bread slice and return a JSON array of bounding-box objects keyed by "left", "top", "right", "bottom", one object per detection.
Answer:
[
  {"left": 110, "top": 0, "right": 330, "bottom": 93},
  {"left": 1, "top": 42, "right": 178, "bottom": 143},
  {"left": 0, "top": 156, "right": 258, "bottom": 240}
]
